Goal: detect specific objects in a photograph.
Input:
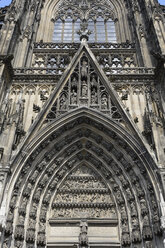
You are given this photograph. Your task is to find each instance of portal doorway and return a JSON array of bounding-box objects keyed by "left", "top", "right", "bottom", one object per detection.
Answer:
[{"left": 47, "top": 164, "right": 120, "bottom": 247}]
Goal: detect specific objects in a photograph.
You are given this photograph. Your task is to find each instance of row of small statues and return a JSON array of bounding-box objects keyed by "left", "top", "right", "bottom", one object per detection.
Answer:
[{"left": 59, "top": 90, "right": 108, "bottom": 109}]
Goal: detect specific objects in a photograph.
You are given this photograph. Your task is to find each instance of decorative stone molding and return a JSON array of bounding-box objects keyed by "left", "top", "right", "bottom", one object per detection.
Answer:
[{"left": 2, "top": 110, "right": 161, "bottom": 247}]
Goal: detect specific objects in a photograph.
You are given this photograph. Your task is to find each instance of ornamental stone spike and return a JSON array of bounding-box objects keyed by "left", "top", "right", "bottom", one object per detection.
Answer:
[{"left": 77, "top": 20, "right": 92, "bottom": 42}]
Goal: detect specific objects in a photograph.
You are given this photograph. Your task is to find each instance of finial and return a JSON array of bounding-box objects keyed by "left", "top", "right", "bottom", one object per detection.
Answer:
[
  {"left": 77, "top": 20, "right": 92, "bottom": 42},
  {"left": 79, "top": 0, "right": 90, "bottom": 10}
]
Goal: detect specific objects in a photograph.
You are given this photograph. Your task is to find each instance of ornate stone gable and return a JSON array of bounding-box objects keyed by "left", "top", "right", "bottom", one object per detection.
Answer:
[
  {"left": 26, "top": 43, "right": 145, "bottom": 142},
  {"left": 0, "top": 0, "right": 165, "bottom": 247},
  {"left": 45, "top": 51, "right": 123, "bottom": 124}
]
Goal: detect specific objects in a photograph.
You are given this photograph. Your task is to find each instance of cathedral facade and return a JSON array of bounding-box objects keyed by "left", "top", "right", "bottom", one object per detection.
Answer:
[{"left": 0, "top": 0, "right": 165, "bottom": 247}]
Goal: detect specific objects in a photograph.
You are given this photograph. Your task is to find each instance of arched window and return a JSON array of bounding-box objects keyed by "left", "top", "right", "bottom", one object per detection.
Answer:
[
  {"left": 53, "top": 18, "right": 82, "bottom": 43},
  {"left": 106, "top": 19, "right": 116, "bottom": 42},
  {"left": 52, "top": 5, "right": 117, "bottom": 43},
  {"left": 52, "top": 19, "right": 63, "bottom": 42},
  {"left": 96, "top": 17, "right": 106, "bottom": 42},
  {"left": 74, "top": 19, "right": 81, "bottom": 42}
]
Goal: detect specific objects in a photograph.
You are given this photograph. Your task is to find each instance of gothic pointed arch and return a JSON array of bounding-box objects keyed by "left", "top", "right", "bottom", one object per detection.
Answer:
[
  {"left": 0, "top": 0, "right": 165, "bottom": 248},
  {"left": 36, "top": 0, "right": 132, "bottom": 43},
  {"left": 4, "top": 108, "right": 163, "bottom": 248},
  {"left": 18, "top": 42, "right": 148, "bottom": 153}
]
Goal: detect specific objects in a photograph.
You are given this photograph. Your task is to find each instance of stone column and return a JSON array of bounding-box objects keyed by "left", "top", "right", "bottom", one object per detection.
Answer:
[
  {"left": 152, "top": 10, "right": 165, "bottom": 54},
  {"left": 131, "top": 1, "right": 153, "bottom": 67},
  {"left": 160, "top": 191, "right": 165, "bottom": 248},
  {"left": 0, "top": 166, "right": 10, "bottom": 240}
]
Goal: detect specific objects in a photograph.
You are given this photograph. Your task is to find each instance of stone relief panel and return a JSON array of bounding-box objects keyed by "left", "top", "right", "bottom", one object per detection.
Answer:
[
  {"left": 51, "top": 164, "right": 117, "bottom": 219},
  {"left": 52, "top": 207, "right": 116, "bottom": 219}
]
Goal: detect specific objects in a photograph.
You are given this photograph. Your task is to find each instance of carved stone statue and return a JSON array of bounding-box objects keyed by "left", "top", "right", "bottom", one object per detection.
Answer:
[
  {"left": 116, "top": 190, "right": 123, "bottom": 204},
  {"left": 91, "top": 88, "right": 97, "bottom": 104},
  {"left": 30, "top": 202, "right": 37, "bottom": 217},
  {"left": 28, "top": 218, "right": 36, "bottom": 229},
  {"left": 43, "top": 190, "right": 51, "bottom": 204},
  {"left": 120, "top": 204, "right": 127, "bottom": 220},
  {"left": 3, "top": 239, "right": 9, "bottom": 248},
  {"left": 125, "top": 187, "right": 133, "bottom": 201},
  {"left": 70, "top": 89, "right": 77, "bottom": 105},
  {"left": 132, "top": 228, "right": 141, "bottom": 243},
  {"left": 91, "top": 75, "right": 97, "bottom": 87},
  {"left": 132, "top": 216, "right": 138, "bottom": 227},
  {"left": 81, "top": 81, "right": 88, "bottom": 98},
  {"left": 81, "top": 59, "right": 88, "bottom": 79},
  {"left": 23, "top": 182, "right": 32, "bottom": 197},
  {"left": 29, "top": 170, "right": 39, "bottom": 183},
  {"left": 71, "top": 77, "right": 78, "bottom": 87},
  {"left": 18, "top": 214, "right": 25, "bottom": 225},
  {"left": 101, "top": 94, "right": 108, "bottom": 109},
  {"left": 59, "top": 94, "right": 67, "bottom": 110},
  {"left": 145, "top": 241, "right": 153, "bottom": 248},
  {"left": 122, "top": 232, "right": 131, "bottom": 246},
  {"left": 130, "top": 201, "right": 137, "bottom": 216},
  {"left": 39, "top": 220, "right": 45, "bottom": 233},
  {"left": 36, "top": 160, "right": 47, "bottom": 171},
  {"left": 143, "top": 218, "right": 152, "bottom": 240},
  {"left": 39, "top": 174, "right": 49, "bottom": 187},
  {"left": 7, "top": 209, "right": 14, "bottom": 222},
  {"left": 33, "top": 187, "right": 42, "bottom": 202},
  {"left": 79, "top": 220, "right": 88, "bottom": 248},
  {"left": 49, "top": 177, "right": 59, "bottom": 190},
  {"left": 14, "top": 240, "right": 23, "bottom": 248}
]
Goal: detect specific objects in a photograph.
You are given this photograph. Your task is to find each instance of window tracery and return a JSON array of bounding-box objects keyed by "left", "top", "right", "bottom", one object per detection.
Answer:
[{"left": 52, "top": 0, "right": 117, "bottom": 43}]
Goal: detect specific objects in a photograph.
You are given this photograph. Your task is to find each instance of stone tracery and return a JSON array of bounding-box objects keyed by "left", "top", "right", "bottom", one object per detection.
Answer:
[
  {"left": 45, "top": 53, "right": 123, "bottom": 124},
  {"left": 52, "top": 0, "right": 117, "bottom": 43},
  {"left": 0, "top": 0, "right": 164, "bottom": 247}
]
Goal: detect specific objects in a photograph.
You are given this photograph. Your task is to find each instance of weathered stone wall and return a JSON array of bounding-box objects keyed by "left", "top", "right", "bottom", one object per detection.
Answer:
[{"left": 0, "top": 0, "right": 164, "bottom": 247}]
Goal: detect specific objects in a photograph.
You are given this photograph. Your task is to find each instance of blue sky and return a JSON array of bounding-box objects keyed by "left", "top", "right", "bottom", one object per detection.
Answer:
[
  {"left": 0, "top": 0, "right": 12, "bottom": 7},
  {"left": 0, "top": 0, "right": 164, "bottom": 8}
]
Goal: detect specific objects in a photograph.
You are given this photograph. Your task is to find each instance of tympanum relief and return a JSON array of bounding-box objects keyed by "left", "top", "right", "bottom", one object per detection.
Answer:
[{"left": 51, "top": 165, "right": 117, "bottom": 219}]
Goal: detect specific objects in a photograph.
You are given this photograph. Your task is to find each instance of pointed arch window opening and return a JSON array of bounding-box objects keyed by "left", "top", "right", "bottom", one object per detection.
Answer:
[{"left": 52, "top": 17, "right": 117, "bottom": 43}]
